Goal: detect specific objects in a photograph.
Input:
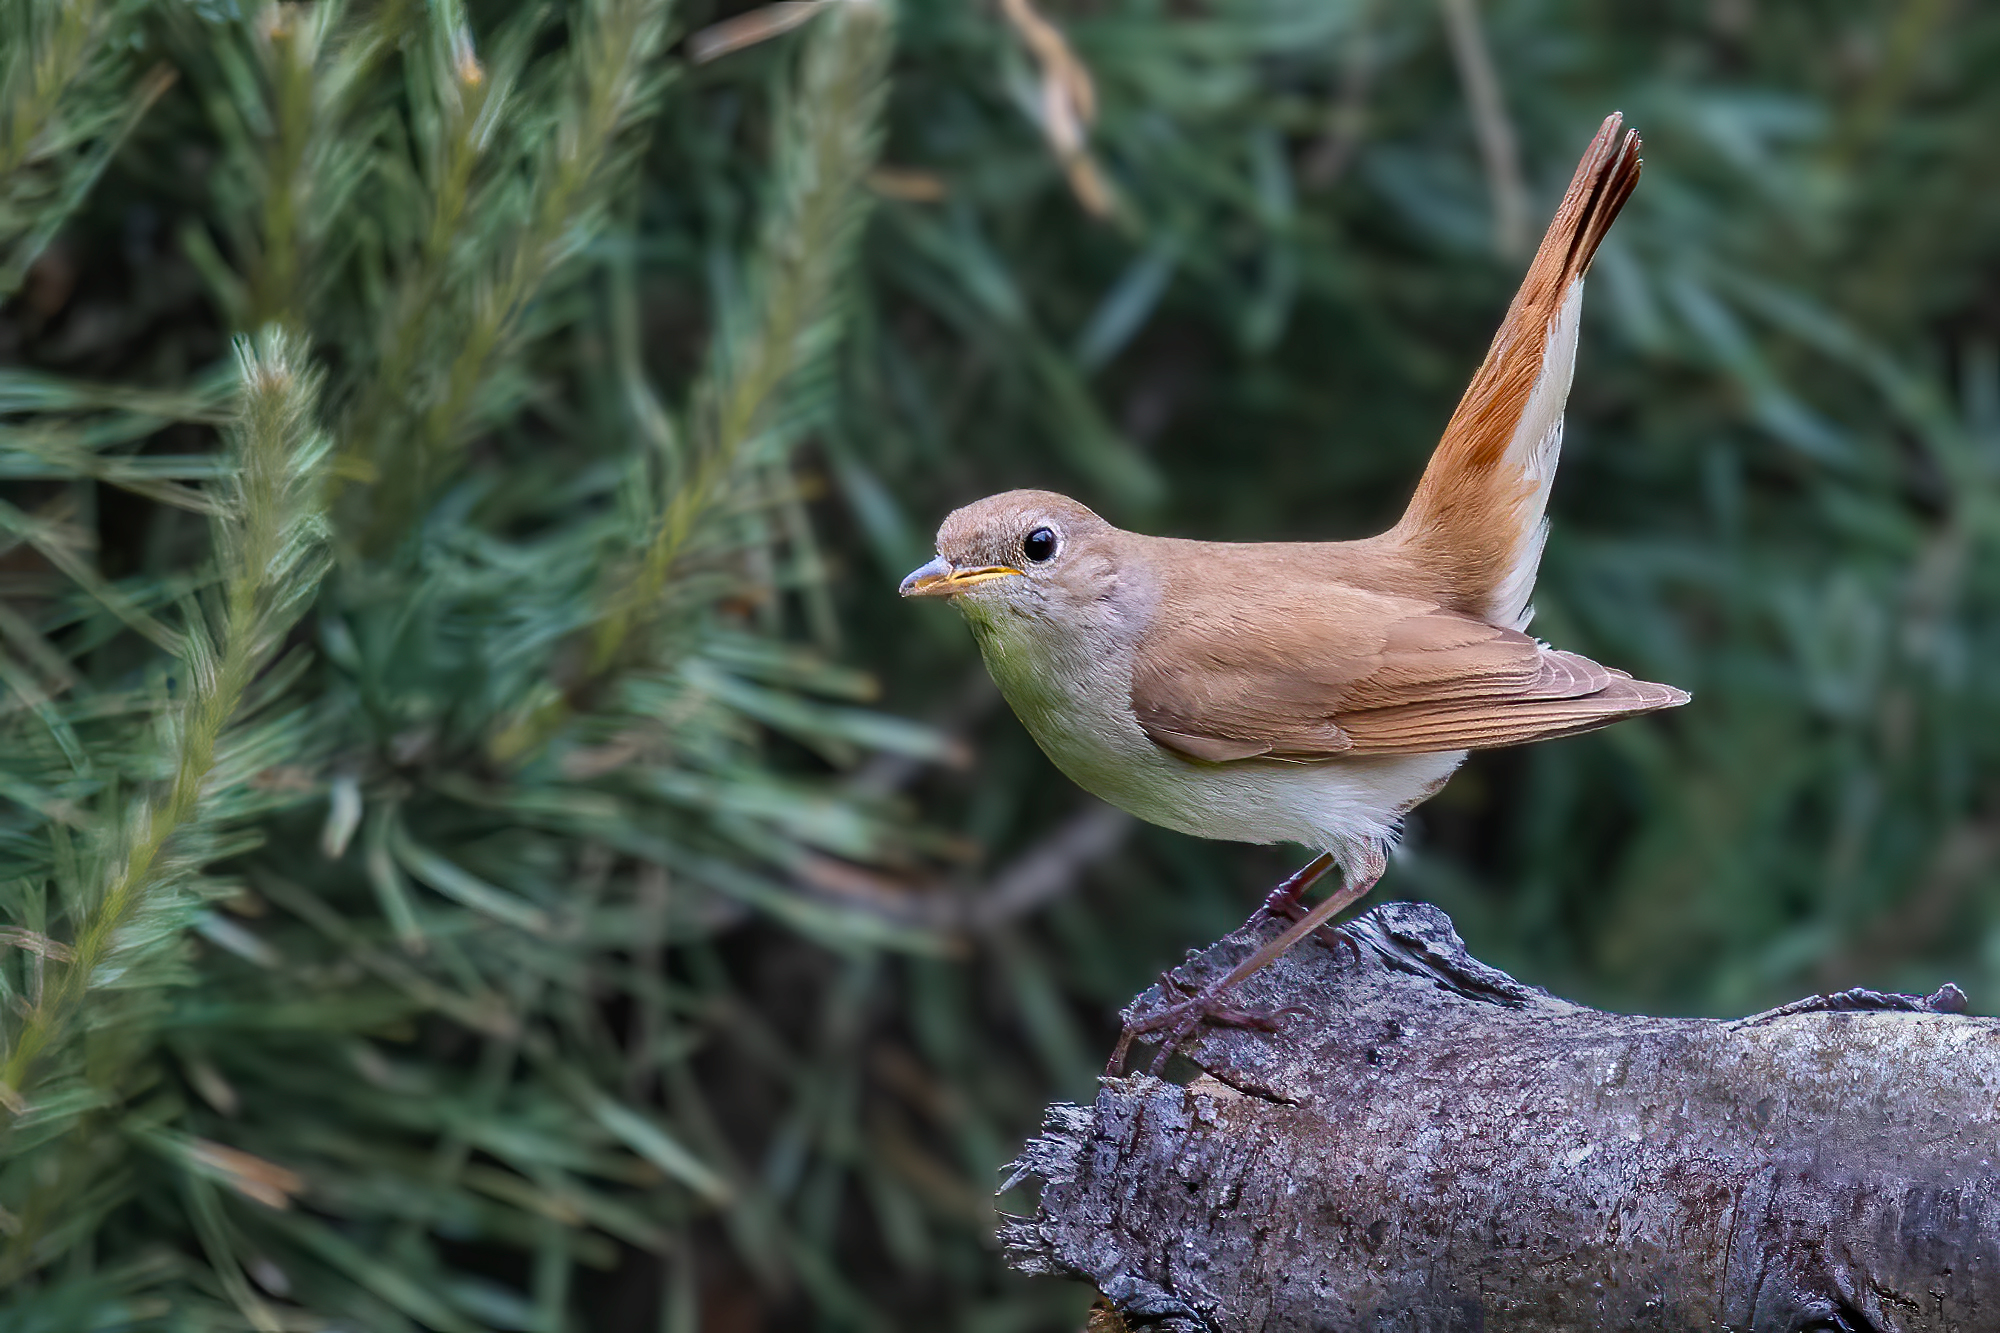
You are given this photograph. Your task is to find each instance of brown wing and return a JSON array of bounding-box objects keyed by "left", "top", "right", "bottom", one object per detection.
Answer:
[{"left": 1128, "top": 573, "right": 1686, "bottom": 762}]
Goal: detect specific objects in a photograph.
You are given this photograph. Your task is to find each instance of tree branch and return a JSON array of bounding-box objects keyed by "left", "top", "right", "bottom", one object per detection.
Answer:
[{"left": 1002, "top": 901, "right": 1989, "bottom": 1332}]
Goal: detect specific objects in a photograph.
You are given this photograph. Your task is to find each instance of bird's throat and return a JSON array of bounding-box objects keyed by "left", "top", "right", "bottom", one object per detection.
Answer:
[{"left": 960, "top": 599, "right": 1172, "bottom": 818}]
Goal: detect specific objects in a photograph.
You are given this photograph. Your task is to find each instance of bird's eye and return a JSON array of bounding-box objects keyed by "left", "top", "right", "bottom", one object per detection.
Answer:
[{"left": 1022, "top": 526, "right": 1059, "bottom": 563}]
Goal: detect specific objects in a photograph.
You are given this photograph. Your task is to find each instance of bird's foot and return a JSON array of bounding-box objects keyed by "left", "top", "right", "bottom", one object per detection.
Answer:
[
  {"left": 1106, "top": 971, "right": 1309, "bottom": 1077},
  {"left": 1104, "top": 846, "right": 1385, "bottom": 1077}
]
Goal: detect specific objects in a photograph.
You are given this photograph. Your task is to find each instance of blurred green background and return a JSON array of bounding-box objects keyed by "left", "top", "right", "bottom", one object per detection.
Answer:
[{"left": 3, "top": 0, "right": 1998, "bottom": 1328}]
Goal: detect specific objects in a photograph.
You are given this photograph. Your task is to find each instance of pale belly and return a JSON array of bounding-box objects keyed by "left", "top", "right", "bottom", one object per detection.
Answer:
[
  {"left": 973, "top": 615, "right": 1465, "bottom": 856},
  {"left": 1038, "top": 712, "right": 1466, "bottom": 856}
]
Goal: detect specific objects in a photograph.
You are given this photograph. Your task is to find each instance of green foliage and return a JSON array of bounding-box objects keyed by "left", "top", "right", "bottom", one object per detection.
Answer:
[
  {"left": 3, "top": 0, "right": 2000, "bottom": 1328},
  {"left": 1, "top": 0, "right": 964, "bottom": 1326},
  {"left": 0, "top": 329, "right": 332, "bottom": 1270},
  {"left": 0, "top": 0, "right": 172, "bottom": 297}
]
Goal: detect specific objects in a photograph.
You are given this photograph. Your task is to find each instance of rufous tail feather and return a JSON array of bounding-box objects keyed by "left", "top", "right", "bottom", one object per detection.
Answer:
[{"left": 1390, "top": 112, "right": 1641, "bottom": 630}]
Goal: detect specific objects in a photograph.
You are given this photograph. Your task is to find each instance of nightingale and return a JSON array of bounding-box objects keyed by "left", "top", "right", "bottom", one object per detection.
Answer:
[{"left": 900, "top": 114, "right": 1686, "bottom": 1072}]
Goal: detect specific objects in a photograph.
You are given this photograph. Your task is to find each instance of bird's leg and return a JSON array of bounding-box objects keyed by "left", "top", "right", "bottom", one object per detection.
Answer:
[
  {"left": 1245, "top": 852, "right": 1336, "bottom": 927},
  {"left": 1108, "top": 845, "right": 1386, "bottom": 1077},
  {"left": 1255, "top": 856, "right": 1364, "bottom": 959}
]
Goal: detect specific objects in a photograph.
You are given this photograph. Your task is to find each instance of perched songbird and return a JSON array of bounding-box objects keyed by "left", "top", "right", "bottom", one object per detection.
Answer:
[{"left": 900, "top": 114, "right": 1686, "bottom": 1070}]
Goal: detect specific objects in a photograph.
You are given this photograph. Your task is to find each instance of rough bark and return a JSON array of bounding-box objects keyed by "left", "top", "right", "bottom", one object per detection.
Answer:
[{"left": 1000, "top": 902, "right": 1996, "bottom": 1333}]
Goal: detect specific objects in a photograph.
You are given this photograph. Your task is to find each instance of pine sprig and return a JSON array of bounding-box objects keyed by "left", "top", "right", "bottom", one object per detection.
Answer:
[
  {"left": 479, "top": 0, "right": 892, "bottom": 764},
  {"left": 352, "top": 0, "right": 678, "bottom": 546},
  {"left": 405, "top": 0, "right": 673, "bottom": 467},
  {"left": 0, "top": 331, "right": 332, "bottom": 1268},
  {"left": 0, "top": 0, "right": 943, "bottom": 1314},
  {"left": 0, "top": 0, "right": 170, "bottom": 296},
  {"left": 593, "top": 0, "right": 890, "bottom": 685}
]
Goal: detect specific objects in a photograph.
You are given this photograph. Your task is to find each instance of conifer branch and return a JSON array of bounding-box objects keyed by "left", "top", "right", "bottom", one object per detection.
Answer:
[
  {"left": 244, "top": 5, "right": 322, "bottom": 328},
  {"left": 0, "top": 0, "right": 170, "bottom": 296},
  {"left": 531, "top": 0, "right": 890, "bottom": 752},
  {"left": 196, "top": 0, "right": 412, "bottom": 331},
  {"left": 328, "top": 4, "right": 515, "bottom": 494},
  {"left": 0, "top": 0, "right": 107, "bottom": 179},
  {"left": 358, "top": 0, "right": 675, "bottom": 546},
  {"left": 0, "top": 331, "right": 332, "bottom": 1106},
  {"left": 490, "top": 0, "right": 890, "bottom": 761}
]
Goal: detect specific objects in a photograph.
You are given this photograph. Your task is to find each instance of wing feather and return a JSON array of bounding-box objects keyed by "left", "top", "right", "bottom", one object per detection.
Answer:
[{"left": 1129, "top": 564, "right": 1687, "bottom": 763}]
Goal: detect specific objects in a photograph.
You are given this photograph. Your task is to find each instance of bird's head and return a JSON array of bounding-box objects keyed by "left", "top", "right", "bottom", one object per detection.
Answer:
[{"left": 898, "top": 490, "right": 1118, "bottom": 620}]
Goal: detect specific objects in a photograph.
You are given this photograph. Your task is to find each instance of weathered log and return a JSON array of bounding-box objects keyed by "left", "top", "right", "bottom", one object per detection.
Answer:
[{"left": 1000, "top": 902, "right": 1996, "bottom": 1333}]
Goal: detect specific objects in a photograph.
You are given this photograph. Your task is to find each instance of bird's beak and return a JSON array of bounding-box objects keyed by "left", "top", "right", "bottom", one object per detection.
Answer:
[{"left": 899, "top": 555, "right": 1022, "bottom": 598}]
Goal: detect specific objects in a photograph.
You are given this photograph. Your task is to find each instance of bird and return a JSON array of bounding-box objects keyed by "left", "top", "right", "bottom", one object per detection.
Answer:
[{"left": 899, "top": 113, "right": 1685, "bottom": 1073}]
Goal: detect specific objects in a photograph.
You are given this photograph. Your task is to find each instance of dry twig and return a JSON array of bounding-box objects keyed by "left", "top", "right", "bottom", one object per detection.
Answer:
[
  {"left": 1439, "top": 0, "right": 1528, "bottom": 256},
  {"left": 998, "top": 0, "right": 1115, "bottom": 218}
]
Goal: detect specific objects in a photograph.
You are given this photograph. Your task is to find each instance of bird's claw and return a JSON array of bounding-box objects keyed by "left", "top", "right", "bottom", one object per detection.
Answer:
[
  {"left": 1209, "top": 1002, "right": 1310, "bottom": 1030},
  {"left": 1104, "top": 977, "right": 1310, "bottom": 1077},
  {"left": 1103, "top": 852, "right": 1363, "bottom": 1076}
]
